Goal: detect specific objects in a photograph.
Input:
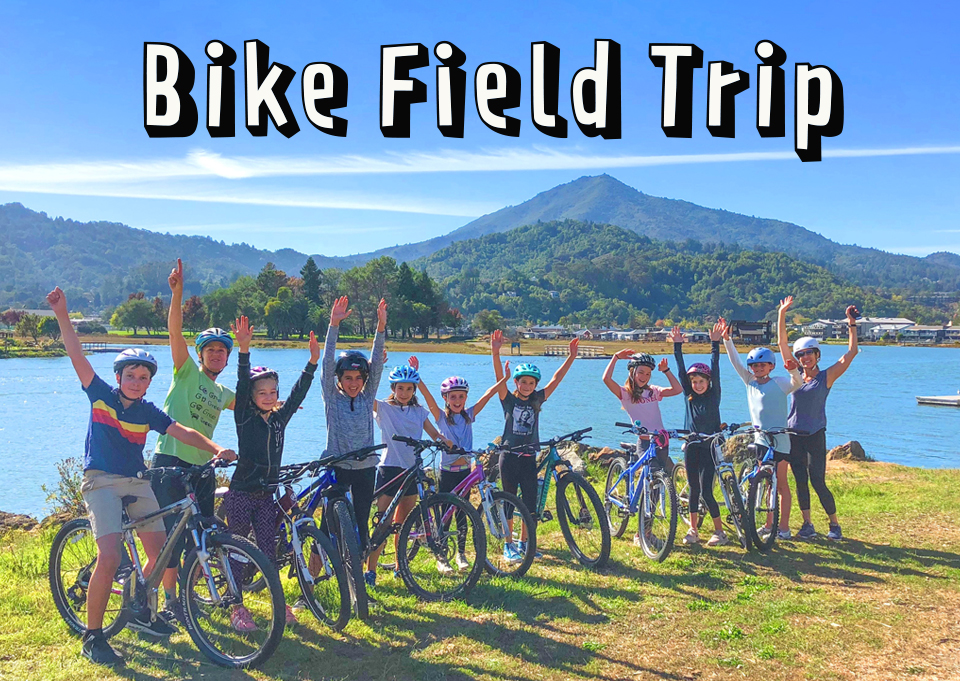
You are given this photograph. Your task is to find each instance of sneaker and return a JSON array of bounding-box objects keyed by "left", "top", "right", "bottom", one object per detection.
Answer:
[
  {"left": 285, "top": 604, "right": 298, "bottom": 626},
  {"left": 757, "top": 526, "right": 773, "bottom": 541},
  {"left": 291, "top": 597, "right": 309, "bottom": 611},
  {"left": 797, "top": 521, "right": 817, "bottom": 540},
  {"left": 682, "top": 528, "right": 700, "bottom": 545},
  {"left": 632, "top": 534, "right": 643, "bottom": 547},
  {"left": 455, "top": 553, "right": 470, "bottom": 571},
  {"left": 706, "top": 531, "right": 730, "bottom": 547},
  {"left": 517, "top": 540, "right": 542, "bottom": 559},
  {"left": 158, "top": 599, "right": 185, "bottom": 627},
  {"left": 436, "top": 557, "right": 455, "bottom": 575},
  {"left": 230, "top": 606, "right": 257, "bottom": 633},
  {"left": 827, "top": 524, "right": 843, "bottom": 541},
  {"left": 364, "top": 570, "right": 377, "bottom": 588},
  {"left": 81, "top": 630, "right": 124, "bottom": 666},
  {"left": 777, "top": 529, "right": 792, "bottom": 540},
  {"left": 126, "top": 612, "right": 176, "bottom": 638},
  {"left": 503, "top": 543, "right": 523, "bottom": 564}
]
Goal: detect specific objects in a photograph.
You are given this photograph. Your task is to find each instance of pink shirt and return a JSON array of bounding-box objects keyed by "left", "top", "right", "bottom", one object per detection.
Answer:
[{"left": 619, "top": 385, "right": 666, "bottom": 433}]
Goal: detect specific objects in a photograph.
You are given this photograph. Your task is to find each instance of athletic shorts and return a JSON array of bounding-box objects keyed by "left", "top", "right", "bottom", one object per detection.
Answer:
[
  {"left": 81, "top": 469, "right": 165, "bottom": 539},
  {"left": 375, "top": 465, "right": 417, "bottom": 499}
]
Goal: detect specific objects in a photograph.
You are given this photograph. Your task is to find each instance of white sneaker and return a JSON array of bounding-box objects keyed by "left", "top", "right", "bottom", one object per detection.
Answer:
[
  {"left": 436, "top": 557, "right": 455, "bottom": 575},
  {"left": 682, "top": 529, "right": 700, "bottom": 545},
  {"left": 777, "top": 529, "right": 792, "bottom": 540},
  {"left": 455, "top": 553, "right": 470, "bottom": 571},
  {"left": 758, "top": 526, "right": 773, "bottom": 540},
  {"left": 706, "top": 531, "right": 730, "bottom": 547},
  {"left": 632, "top": 534, "right": 643, "bottom": 547}
]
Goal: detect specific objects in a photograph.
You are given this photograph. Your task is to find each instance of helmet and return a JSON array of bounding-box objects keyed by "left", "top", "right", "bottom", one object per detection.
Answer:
[
  {"left": 196, "top": 327, "right": 234, "bottom": 353},
  {"left": 249, "top": 366, "right": 278, "bottom": 383},
  {"left": 746, "top": 347, "right": 776, "bottom": 366},
  {"left": 388, "top": 365, "right": 420, "bottom": 385},
  {"left": 793, "top": 336, "right": 821, "bottom": 355},
  {"left": 512, "top": 363, "right": 542, "bottom": 382},
  {"left": 335, "top": 350, "right": 369, "bottom": 379},
  {"left": 113, "top": 348, "right": 158, "bottom": 378},
  {"left": 441, "top": 376, "right": 469, "bottom": 394},
  {"left": 686, "top": 362, "right": 711, "bottom": 378},
  {"left": 627, "top": 353, "right": 656, "bottom": 370}
]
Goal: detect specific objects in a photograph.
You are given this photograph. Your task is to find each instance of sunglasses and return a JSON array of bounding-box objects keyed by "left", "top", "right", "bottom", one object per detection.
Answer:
[{"left": 794, "top": 349, "right": 818, "bottom": 358}]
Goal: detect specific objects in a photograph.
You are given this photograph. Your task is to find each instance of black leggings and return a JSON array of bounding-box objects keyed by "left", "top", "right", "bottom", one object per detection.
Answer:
[
  {"left": 320, "top": 466, "right": 377, "bottom": 550},
  {"left": 499, "top": 452, "right": 538, "bottom": 523},
  {"left": 684, "top": 441, "right": 720, "bottom": 519},
  {"left": 789, "top": 429, "right": 837, "bottom": 516},
  {"left": 439, "top": 469, "right": 470, "bottom": 552}
]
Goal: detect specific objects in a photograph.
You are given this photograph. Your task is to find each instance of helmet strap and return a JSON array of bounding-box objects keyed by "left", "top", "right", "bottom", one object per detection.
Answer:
[{"left": 117, "top": 386, "right": 141, "bottom": 402}]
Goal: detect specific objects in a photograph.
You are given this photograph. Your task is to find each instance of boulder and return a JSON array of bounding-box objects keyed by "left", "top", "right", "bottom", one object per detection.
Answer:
[
  {"left": 0, "top": 511, "right": 38, "bottom": 532},
  {"left": 589, "top": 447, "right": 622, "bottom": 467},
  {"left": 722, "top": 434, "right": 753, "bottom": 464},
  {"left": 555, "top": 441, "right": 589, "bottom": 476},
  {"left": 828, "top": 441, "right": 869, "bottom": 461}
]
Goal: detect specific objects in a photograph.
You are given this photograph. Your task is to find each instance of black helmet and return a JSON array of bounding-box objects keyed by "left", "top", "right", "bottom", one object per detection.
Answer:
[
  {"left": 335, "top": 350, "right": 369, "bottom": 379},
  {"left": 627, "top": 353, "right": 656, "bottom": 370}
]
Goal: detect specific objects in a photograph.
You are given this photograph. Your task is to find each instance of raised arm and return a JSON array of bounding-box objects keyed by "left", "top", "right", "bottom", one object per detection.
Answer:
[
  {"left": 659, "top": 358, "right": 684, "bottom": 397},
  {"left": 167, "top": 258, "right": 190, "bottom": 371},
  {"left": 777, "top": 296, "right": 794, "bottom": 367},
  {"left": 722, "top": 326, "right": 752, "bottom": 386},
  {"left": 472, "top": 361, "right": 511, "bottom": 417},
  {"left": 709, "top": 319, "right": 723, "bottom": 398},
  {"left": 669, "top": 326, "right": 691, "bottom": 394},
  {"left": 165, "top": 422, "right": 236, "bottom": 461},
  {"left": 826, "top": 305, "right": 860, "bottom": 388},
  {"left": 47, "top": 287, "right": 94, "bottom": 388},
  {"left": 543, "top": 337, "right": 578, "bottom": 401},
  {"left": 276, "top": 330, "right": 320, "bottom": 423},
  {"left": 408, "top": 356, "right": 442, "bottom": 421},
  {"left": 231, "top": 316, "right": 254, "bottom": 417},
  {"left": 603, "top": 349, "right": 633, "bottom": 398},
  {"left": 322, "top": 297, "right": 350, "bottom": 399},
  {"left": 363, "top": 298, "right": 387, "bottom": 399},
  {"left": 491, "top": 329, "right": 507, "bottom": 399}
]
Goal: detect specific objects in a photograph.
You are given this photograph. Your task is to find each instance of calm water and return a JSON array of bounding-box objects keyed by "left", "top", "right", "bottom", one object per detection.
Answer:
[{"left": 3, "top": 344, "right": 959, "bottom": 517}]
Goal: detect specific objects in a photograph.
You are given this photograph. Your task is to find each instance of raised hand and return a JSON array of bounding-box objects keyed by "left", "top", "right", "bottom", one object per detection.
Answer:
[
  {"left": 46, "top": 286, "right": 67, "bottom": 316},
  {"left": 845, "top": 305, "right": 861, "bottom": 324},
  {"left": 614, "top": 348, "right": 635, "bottom": 360},
  {"left": 330, "top": 296, "right": 352, "bottom": 326},
  {"left": 667, "top": 326, "right": 685, "bottom": 344},
  {"left": 779, "top": 296, "right": 794, "bottom": 316},
  {"left": 491, "top": 329, "right": 503, "bottom": 354},
  {"left": 503, "top": 360, "right": 511, "bottom": 376},
  {"left": 408, "top": 355, "right": 419, "bottom": 370},
  {"left": 568, "top": 336, "right": 580, "bottom": 357},
  {"left": 658, "top": 358, "right": 669, "bottom": 372},
  {"left": 376, "top": 298, "right": 388, "bottom": 332},
  {"left": 784, "top": 358, "right": 799, "bottom": 372},
  {"left": 168, "top": 258, "right": 183, "bottom": 293},
  {"left": 231, "top": 316, "right": 254, "bottom": 352},
  {"left": 709, "top": 319, "right": 725, "bottom": 342},
  {"left": 308, "top": 330, "right": 320, "bottom": 364}
]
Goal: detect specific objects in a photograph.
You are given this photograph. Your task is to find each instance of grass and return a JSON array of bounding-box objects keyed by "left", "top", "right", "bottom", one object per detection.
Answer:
[{"left": 3, "top": 460, "right": 960, "bottom": 680}]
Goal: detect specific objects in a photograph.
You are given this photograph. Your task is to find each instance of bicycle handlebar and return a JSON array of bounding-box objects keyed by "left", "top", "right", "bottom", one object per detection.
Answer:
[
  {"left": 138, "top": 458, "right": 233, "bottom": 482},
  {"left": 278, "top": 444, "right": 388, "bottom": 481}
]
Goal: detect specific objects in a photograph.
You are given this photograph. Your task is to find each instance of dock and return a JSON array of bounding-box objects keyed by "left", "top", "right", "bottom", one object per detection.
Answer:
[
  {"left": 81, "top": 342, "right": 114, "bottom": 354},
  {"left": 916, "top": 395, "right": 960, "bottom": 407},
  {"left": 543, "top": 344, "right": 611, "bottom": 359}
]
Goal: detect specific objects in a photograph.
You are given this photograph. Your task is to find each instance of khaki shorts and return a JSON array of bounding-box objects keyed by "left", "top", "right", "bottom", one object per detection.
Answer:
[{"left": 81, "top": 470, "right": 165, "bottom": 539}]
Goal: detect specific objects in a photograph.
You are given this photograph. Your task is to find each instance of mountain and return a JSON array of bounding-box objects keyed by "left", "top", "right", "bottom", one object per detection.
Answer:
[{"left": 328, "top": 175, "right": 960, "bottom": 292}]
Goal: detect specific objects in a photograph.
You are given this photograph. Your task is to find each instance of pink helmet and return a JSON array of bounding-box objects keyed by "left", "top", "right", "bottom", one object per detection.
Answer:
[
  {"left": 686, "top": 362, "right": 711, "bottom": 378},
  {"left": 440, "top": 376, "right": 469, "bottom": 395}
]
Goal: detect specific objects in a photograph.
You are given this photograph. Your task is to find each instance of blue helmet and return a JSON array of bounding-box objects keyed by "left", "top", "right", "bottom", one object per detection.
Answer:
[
  {"left": 113, "top": 348, "right": 158, "bottom": 377},
  {"left": 196, "top": 327, "right": 234, "bottom": 353},
  {"left": 388, "top": 365, "right": 421, "bottom": 384},
  {"left": 512, "top": 363, "right": 542, "bottom": 382},
  {"left": 746, "top": 347, "right": 776, "bottom": 366}
]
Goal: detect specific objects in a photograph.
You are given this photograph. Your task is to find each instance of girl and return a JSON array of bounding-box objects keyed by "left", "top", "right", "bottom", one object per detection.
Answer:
[
  {"left": 366, "top": 358, "right": 451, "bottom": 583},
  {"left": 777, "top": 296, "right": 860, "bottom": 541},
  {"left": 722, "top": 324, "right": 802, "bottom": 540},
  {"left": 602, "top": 348, "right": 683, "bottom": 546},
  {"left": 671, "top": 321, "right": 727, "bottom": 547},
  {"left": 225, "top": 315, "right": 320, "bottom": 631},
  {"left": 491, "top": 329, "right": 578, "bottom": 555},
  {"left": 418, "top": 363, "right": 512, "bottom": 566},
  {"left": 319, "top": 295, "right": 387, "bottom": 586}
]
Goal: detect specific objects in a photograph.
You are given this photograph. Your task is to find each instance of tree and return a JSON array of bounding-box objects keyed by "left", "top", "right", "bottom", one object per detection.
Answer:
[
  {"left": 1, "top": 309, "right": 25, "bottom": 327},
  {"left": 110, "top": 298, "right": 155, "bottom": 335},
  {"left": 16, "top": 313, "right": 42, "bottom": 342},
  {"left": 300, "top": 257, "right": 322, "bottom": 306},
  {"left": 256, "top": 262, "right": 287, "bottom": 298},
  {"left": 39, "top": 316, "right": 61, "bottom": 341},
  {"left": 472, "top": 309, "right": 504, "bottom": 334},
  {"left": 151, "top": 296, "right": 167, "bottom": 335},
  {"left": 182, "top": 295, "right": 207, "bottom": 332}
]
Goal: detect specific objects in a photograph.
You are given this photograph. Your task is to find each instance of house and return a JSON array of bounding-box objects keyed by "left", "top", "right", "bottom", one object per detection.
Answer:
[
  {"left": 865, "top": 322, "right": 914, "bottom": 341},
  {"left": 899, "top": 325, "right": 945, "bottom": 343},
  {"left": 730, "top": 320, "right": 772, "bottom": 344},
  {"left": 576, "top": 328, "right": 619, "bottom": 341},
  {"left": 682, "top": 329, "right": 710, "bottom": 343},
  {"left": 943, "top": 327, "right": 960, "bottom": 343},
  {"left": 850, "top": 317, "right": 914, "bottom": 337},
  {"left": 521, "top": 325, "right": 566, "bottom": 339},
  {"left": 803, "top": 319, "right": 839, "bottom": 339},
  {"left": 547, "top": 291, "right": 560, "bottom": 299}
]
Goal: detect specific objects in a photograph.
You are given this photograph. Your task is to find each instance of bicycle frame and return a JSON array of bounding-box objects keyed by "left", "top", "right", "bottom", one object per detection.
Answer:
[
  {"left": 605, "top": 439, "right": 662, "bottom": 517},
  {"left": 366, "top": 456, "right": 437, "bottom": 558},
  {"left": 444, "top": 457, "right": 511, "bottom": 540}
]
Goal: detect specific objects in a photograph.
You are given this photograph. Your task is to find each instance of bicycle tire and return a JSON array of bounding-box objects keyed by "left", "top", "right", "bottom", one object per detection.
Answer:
[
  {"left": 328, "top": 498, "right": 369, "bottom": 620},
  {"left": 603, "top": 457, "right": 632, "bottom": 539},
  {"left": 179, "top": 533, "right": 284, "bottom": 669},
  {"left": 746, "top": 468, "right": 779, "bottom": 553},
  {"left": 555, "top": 472, "right": 611, "bottom": 569},
  {"left": 672, "top": 463, "right": 705, "bottom": 530},
  {"left": 293, "top": 524, "right": 350, "bottom": 631},
  {"left": 722, "top": 475, "right": 750, "bottom": 550},
  {"left": 637, "top": 469, "right": 678, "bottom": 562},
  {"left": 48, "top": 518, "right": 131, "bottom": 638},
  {"left": 482, "top": 489, "right": 536, "bottom": 578},
  {"left": 396, "top": 492, "right": 486, "bottom": 602}
]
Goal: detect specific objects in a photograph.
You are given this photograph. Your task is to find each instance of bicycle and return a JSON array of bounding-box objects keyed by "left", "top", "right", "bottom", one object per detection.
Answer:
[
  {"left": 49, "top": 460, "right": 284, "bottom": 669},
  {"left": 366, "top": 436, "right": 487, "bottom": 601},
  {"left": 494, "top": 427, "right": 610, "bottom": 569},
  {"left": 604, "top": 421, "right": 680, "bottom": 562}
]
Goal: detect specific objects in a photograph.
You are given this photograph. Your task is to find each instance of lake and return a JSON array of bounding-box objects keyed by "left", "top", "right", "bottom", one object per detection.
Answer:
[{"left": 2, "top": 343, "right": 958, "bottom": 517}]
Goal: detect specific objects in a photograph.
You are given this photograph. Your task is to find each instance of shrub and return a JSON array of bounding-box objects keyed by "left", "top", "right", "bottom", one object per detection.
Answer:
[{"left": 41, "top": 457, "right": 85, "bottom": 518}]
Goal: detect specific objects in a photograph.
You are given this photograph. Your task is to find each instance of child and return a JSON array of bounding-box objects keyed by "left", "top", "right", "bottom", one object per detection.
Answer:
[
  {"left": 366, "top": 358, "right": 451, "bottom": 582},
  {"left": 671, "top": 321, "right": 727, "bottom": 547},
  {"left": 46, "top": 287, "right": 235, "bottom": 665},
  {"left": 491, "top": 329, "right": 578, "bottom": 555},
  {"left": 602, "top": 348, "right": 683, "bottom": 546},
  {"left": 723, "top": 323, "right": 802, "bottom": 540},
  {"left": 418, "top": 363, "right": 512, "bottom": 565},
  {"left": 319, "top": 295, "right": 387, "bottom": 586},
  {"left": 223, "top": 315, "right": 319, "bottom": 631}
]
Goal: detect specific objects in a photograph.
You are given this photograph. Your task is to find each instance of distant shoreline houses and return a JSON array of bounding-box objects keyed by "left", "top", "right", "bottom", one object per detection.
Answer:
[{"left": 801, "top": 317, "right": 960, "bottom": 344}]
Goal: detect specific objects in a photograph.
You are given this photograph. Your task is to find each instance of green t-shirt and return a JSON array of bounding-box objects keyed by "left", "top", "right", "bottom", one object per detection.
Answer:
[{"left": 154, "top": 355, "right": 235, "bottom": 465}]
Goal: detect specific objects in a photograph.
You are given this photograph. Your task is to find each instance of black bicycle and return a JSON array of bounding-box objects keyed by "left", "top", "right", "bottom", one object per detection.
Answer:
[{"left": 49, "top": 460, "right": 284, "bottom": 669}]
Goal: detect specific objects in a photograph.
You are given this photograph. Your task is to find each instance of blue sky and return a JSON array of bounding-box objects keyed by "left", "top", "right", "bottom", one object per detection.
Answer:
[{"left": 1, "top": 1, "right": 958, "bottom": 258}]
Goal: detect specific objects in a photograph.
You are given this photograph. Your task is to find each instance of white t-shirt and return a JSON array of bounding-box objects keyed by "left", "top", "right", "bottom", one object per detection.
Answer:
[
  {"left": 375, "top": 400, "right": 430, "bottom": 469},
  {"left": 619, "top": 385, "right": 667, "bottom": 433}
]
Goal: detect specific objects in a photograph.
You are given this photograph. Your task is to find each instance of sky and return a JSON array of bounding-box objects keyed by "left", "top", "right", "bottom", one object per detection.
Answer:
[{"left": 1, "top": 1, "right": 958, "bottom": 258}]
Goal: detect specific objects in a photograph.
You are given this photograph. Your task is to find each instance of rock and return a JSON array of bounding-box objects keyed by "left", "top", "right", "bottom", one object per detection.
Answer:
[
  {"left": 589, "top": 447, "right": 622, "bottom": 467},
  {"left": 828, "top": 441, "right": 869, "bottom": 461},
  {"left": 0, "top": 511, "right": 38, "bottom": 532},
  {"left": 556, "top": 442, "right": 589, "bottom": 476},
  {"left": 722, "top": 434, "right": 753, "bottom": 464},
  {"left": 40, "top": 511, "right": 78, "bottom": 528}
]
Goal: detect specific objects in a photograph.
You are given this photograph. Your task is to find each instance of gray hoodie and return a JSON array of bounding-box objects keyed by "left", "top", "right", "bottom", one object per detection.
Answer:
[{"left": 321, "top": 324, "right": 385, "bottom": 469}]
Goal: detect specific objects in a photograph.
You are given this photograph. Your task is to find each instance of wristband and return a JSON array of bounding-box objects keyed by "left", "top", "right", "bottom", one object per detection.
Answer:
[{"left": 661, "top": 367, "right": 671, "bottom": 373}]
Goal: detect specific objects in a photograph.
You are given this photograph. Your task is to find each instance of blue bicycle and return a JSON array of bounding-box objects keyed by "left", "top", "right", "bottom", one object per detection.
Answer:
[
  {"left": 736, "top": 425, "right": 802, "bottom": 552},
  {"left": 603, "top": 421, "right": 680, "bottom": 562}
]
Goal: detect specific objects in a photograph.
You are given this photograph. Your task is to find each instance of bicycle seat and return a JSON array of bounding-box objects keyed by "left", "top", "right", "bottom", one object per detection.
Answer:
[
  {"left": 120, "top": 495, "right": 138, "bottom": 507},
  {"left": 620, "top": 442, "right": 636, "bottom": 450}
]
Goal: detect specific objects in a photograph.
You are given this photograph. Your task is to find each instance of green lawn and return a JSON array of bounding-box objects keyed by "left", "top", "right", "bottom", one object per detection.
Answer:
[{"left": 3, "top": 461, "right": 959, "bottom": 681}]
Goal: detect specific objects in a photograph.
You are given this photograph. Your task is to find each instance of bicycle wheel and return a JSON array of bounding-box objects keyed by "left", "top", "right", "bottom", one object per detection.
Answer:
[
  {"left": 603, "top": 457, "right": 632, "bottom": 539},
  {"left": 179, "top": 533, "right": 284, "bottom": 669},
  {"left": 721, "top": 475, "right": 749, "bottom": 550},
  {"left": 327, "top": 498, "right": 369, "bottom": 620},
  {"left": 672, "top": 463, "right": 704, "bottom": 530},
  {"left": 396, "top": 492, "right": 486, "bottom": 602},
  {"left": 637, "top": 469, "right": 678, "bottom": 562},
  {"left": 746, "top": 468, "right": 779, "bottom": 553},
  {"left": 293, "top": 524, "right": 350, "bottom": 631},
  {"left": 482, "top": 489, "right": 536, "bottom": 578},
  {"left": 555, "top": 472, "right": 611, "bottom": 569},
  {"left": 48, "top": 518, "right": 131, "bottom": 638},
  {"left": 373, "top": 501, "right": 399, "bottom": 570}
]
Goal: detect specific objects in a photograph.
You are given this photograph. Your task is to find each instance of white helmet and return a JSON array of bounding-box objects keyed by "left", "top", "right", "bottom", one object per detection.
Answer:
[{"left": 792, "top": 336, "right": 820, "bottom": 355}]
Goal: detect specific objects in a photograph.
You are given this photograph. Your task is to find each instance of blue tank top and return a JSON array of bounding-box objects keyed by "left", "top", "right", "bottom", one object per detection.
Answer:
[{"left": 787, "top": 369, "right": 829, "bottom": 434}]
